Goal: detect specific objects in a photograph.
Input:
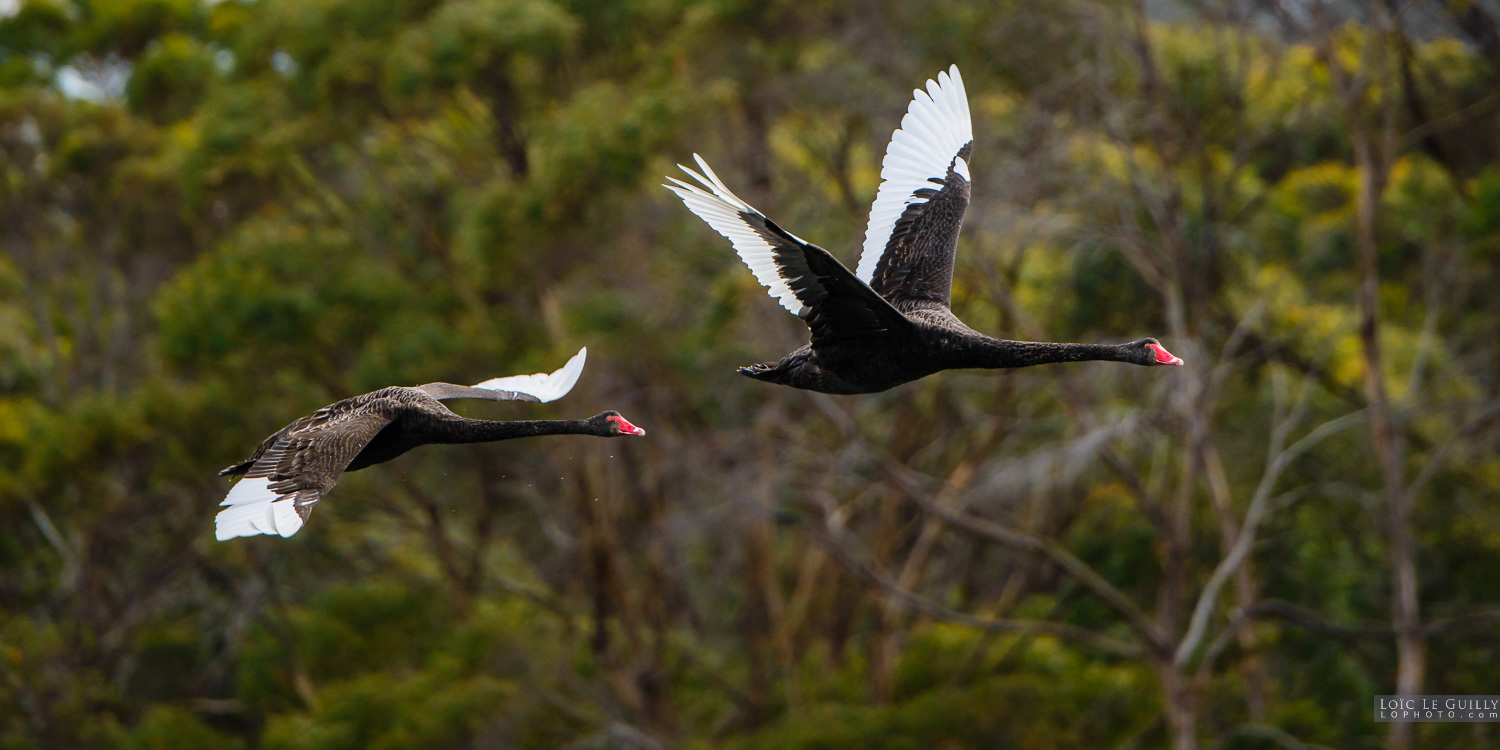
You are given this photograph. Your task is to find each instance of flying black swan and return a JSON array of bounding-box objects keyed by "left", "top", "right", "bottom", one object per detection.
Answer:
[
  {"left": 215, "top": 348, "right": 645, "bottom": 540},
  {"left": 665, "top": 65, "right": 1183, "bottom": 394}
]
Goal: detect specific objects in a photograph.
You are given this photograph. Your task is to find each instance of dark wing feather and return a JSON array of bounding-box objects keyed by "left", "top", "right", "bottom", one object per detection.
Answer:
[
  {"left": 216, "top": 395, "right": 400, "bottom": 540},
  {"left": 220, "top": 397, "right": 379, "bottom": 474},
  {"left": 746, "top": 214, "right": 915, "bottom": 346},
  {"left": 855, "top": 65, "right": 974, "bottom": 308},
  {"left": 666, "top": 158, "right": 914, "bottom": 346},
  {"left": 865, "top": 145, "right": 971, "bottom": 306}
]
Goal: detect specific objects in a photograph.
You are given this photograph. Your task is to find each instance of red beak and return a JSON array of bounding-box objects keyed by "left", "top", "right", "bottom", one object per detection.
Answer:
[
  {"left": 609, "top": 415, "right": 646, "bottom": 436},
  {"left": 1149, "top": 343, "right": 1184, "bottom": 366}
]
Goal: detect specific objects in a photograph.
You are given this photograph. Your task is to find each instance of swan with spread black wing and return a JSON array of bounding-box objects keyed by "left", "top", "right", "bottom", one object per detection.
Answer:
[
  {"left": 214, "top": 348, "right": 644, "bottom": 540},
  {"left": 665, "top": 65, "right": 1183, "bottom": 394}
]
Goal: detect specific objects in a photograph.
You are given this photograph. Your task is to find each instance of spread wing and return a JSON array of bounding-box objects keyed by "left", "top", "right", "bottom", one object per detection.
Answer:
[
  {"left": 419, "top": 347, "right": 586, "bottom": 403},
  {"left": 665, "top": 156, "right": 913, "bottom": 345},
  {"left": 855, "top": 65, "right": 974, "bottom": 307},
  {"left": 215, "top": 404, "right": 395, "bottom": 540}
]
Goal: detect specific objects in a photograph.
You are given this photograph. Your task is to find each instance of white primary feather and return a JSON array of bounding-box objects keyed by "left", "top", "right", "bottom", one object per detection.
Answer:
[
  {"left": 215, "top": 477, "right": 305, "bottom": 540},
  {"left": 856, "top": 65, "right": 974, "bottom": 284},
  {"left": 471, "top": 346, "right": 587, "bottom": 403},
  {"left": 664, "top": 155, "right": 810, "bottom": 317},
  {"left": 272, "top": 496, "right": 304, "bottom": 538}
]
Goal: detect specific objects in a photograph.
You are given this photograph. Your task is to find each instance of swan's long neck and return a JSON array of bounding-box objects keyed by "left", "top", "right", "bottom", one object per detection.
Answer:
[
  {"left": 426, "top": 418, "right": 596, "bottom": 444},
  {"left": 953, "top": 337, "right": 1134, "bottom": 370}
]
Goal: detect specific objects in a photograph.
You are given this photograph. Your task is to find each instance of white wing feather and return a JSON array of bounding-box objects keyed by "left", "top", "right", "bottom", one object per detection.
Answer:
[
  {"left": 855, "top": 65, "right": 973, "bottom": 284},
  {"left": 215, "top": 477, "right": 306, "bottom": 540},
  {"left": 664, "top": 155, "right": 810, "bottom": 316},
  {"left": 470, "top": 346, "right": 587, "bottom": 403}
]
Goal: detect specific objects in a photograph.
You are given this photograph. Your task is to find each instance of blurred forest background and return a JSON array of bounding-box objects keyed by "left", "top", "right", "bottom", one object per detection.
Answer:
[{"left": 3, "top": 0, "right": 1500, "bottom": 748}]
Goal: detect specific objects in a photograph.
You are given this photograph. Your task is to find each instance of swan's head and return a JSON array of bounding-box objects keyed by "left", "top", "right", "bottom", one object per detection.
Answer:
[
  {"left": 1133, "top": 338, "right": 1184, "bottom": 367},
  {"left": 592, "top": 411, "right": 646, "bottom": 437}
]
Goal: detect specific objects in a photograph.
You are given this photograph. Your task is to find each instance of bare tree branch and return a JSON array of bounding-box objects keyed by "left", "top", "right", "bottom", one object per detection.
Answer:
[
  {"left": 1405, "top": 400, "right": 1500, "bottom": 500},
  {"left": 1176, "top": 410, "right": 1366, "bottom": 666},
  {"left": 1217, "top": 723, "right": 1338, "bottom": 750},
  {"left": 817, "top": 520, "right": 1147, "bottom": 659},
  {"left": 886, "top": 460, "right": 1171, "bottom": 655}
]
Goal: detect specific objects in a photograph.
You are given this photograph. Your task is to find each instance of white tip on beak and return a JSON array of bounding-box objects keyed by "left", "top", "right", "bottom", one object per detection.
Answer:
[
  {"left": 609, "top": 415, "right": 646, "bottom": 436},
  {"left": 1148, "top": 343, "right": 1184, "bottom": 366}
]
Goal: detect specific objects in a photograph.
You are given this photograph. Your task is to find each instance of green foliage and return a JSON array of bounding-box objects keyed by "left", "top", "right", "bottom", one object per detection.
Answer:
[
  {"left": 0, "top": 1, "right": 72, "bottom": 59},
  {"left": 727, "top": 628, "right": 1155, "bottom": 750},
  {"left": 75, "top": 0, "right": 205, "bottom": 58},
  {"left": 387, "top": 0, "right": 579, "bottom": 93},
  {"left": 125, "top": 32, "right": 214, "bottom": 123},
  {"left": 154, "top": 220, "right": 418, "bottom": 381},
  {"left": 261, "top": 672, "right": 512, "bottom": 750},
  {"left": 104, "top": 705, "right": 244, "bottom": 750}
]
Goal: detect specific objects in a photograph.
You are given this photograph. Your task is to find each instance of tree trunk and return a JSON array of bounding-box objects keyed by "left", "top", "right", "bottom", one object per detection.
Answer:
[
  {"left": 1201, "top": 438, "right": 1269, "bottom": 720},
  {"left": 1353, "top": 123, "right": 1425, "bottom": 750},
  {"left": 741, "top": 512, "right": 777, "bottom": 728},
  {"left": 1158, "top": 660, "right": 1198, "bottom": 750},
  {"left": 479, "top": 57, "right": 529, "bottom": 179}
]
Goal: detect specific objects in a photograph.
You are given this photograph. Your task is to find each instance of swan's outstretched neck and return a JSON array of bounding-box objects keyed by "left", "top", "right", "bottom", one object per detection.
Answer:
[
  {"left": 959, "top": 339, "right": 1134, "bottom": 370},
  {"left": 426, "top": 418, "right": 597, "bottom": 444}
]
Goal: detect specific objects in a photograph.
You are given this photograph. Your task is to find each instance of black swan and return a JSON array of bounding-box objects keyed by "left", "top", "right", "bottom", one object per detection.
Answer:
[
  {"left": 215, "top": 348, "right": 644, "bottom": 540},
  {"left": 665, "top": 65, "right": 1183, "bottom": 394}
]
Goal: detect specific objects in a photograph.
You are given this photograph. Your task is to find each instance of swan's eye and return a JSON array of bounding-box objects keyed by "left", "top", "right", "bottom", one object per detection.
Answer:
[
  {"left": 607, "top": 415, "right": 646, "bottom": 436},
  {"left": 1146, "top": 343, "right": 1184, "bottom": 366}
]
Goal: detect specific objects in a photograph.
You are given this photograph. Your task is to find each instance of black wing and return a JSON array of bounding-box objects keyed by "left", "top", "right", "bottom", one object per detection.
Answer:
[
  {"left": 856, "top": 65, "right": 974, "bottom": 307},
  {"left": 747, "top": 213, "right": 914, "bottom": 346},
  {"left": 215, "top": 396, "right": 399, "bottom": 540},
  {"left": 666, "top": 157, "right": 914, "bottom": 346}
]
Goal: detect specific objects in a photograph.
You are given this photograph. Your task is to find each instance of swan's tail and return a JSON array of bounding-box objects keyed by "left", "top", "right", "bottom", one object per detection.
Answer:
[
  {"left": 219, "top": 460, "right": 255, "bottom": 476},
  {"left": 737, "top": 362, "right": 787, "bottom": 383}
]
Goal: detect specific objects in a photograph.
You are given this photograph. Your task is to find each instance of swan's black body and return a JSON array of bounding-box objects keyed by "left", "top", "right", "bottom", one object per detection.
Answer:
[
  {"left": 667, "top": 66, "right": 1181, "bottom": 395},
  {"left": 699, "top": 186, "right": 1173, "bottom": 395},
  {"left": 220, "top": 387, "right": 631, "bottom": 479},
  {"left": 743, "top": 309, "right": 1168, "bottom": 394},
  {"left": 215, "top": 368, "right": 643, "bottom": 540}
]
